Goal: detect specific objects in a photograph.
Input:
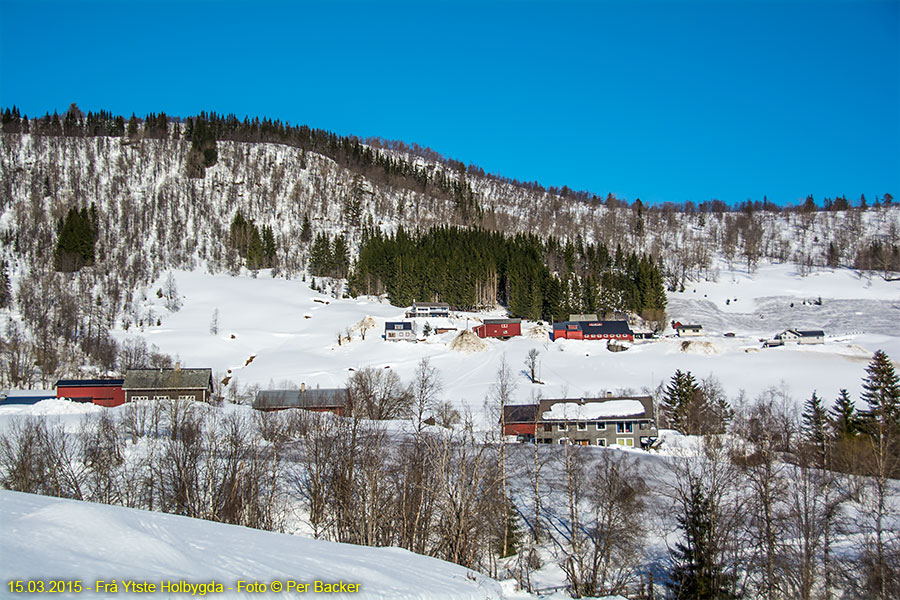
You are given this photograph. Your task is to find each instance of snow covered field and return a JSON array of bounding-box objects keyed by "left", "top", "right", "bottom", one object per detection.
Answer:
[
  {"left": 0, "top": 490, "right": 506, "bottom": 599},
  {"left": 113, "top": 261, "right": 899, "bottom": 424}
]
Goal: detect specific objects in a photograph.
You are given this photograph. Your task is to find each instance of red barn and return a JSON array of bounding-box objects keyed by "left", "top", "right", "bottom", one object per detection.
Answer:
[
  {"left": 55, "top": 379, "right": 126, "bottom": 407},
  {"left": 474, "top": 318, "right": 522, "bottom": 339}
]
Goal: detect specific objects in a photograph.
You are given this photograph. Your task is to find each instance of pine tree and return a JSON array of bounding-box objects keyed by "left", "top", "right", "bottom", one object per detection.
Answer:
[
  {"left": 860, "top": 350, "right": 900, "bottom": 428},
  {"left": 830, "top": 389, "right": 859, "bottom": 438},
  {"left": 300, "top": 214, "right": 312, "bottom": 244},
  {"left": 667, "top": 480, "right": 735, "bottom": 600},
  {"left": 494, "top": 496, "right": 522, "bottom": 558},
  {"left": 55, "top": 206, "right": 97, "bottom": 272},
  {"left": 0, "top": 261, "right": 10, "bottom": 308},
  {"left": 309, "top": 233, "right": 332, "bottom": 277}
]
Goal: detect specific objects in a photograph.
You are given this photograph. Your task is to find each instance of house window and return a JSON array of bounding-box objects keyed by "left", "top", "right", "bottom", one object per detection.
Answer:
[
  {"left": 595, "top": 422, "right": 606, "bottom": 431},
  {"left": 596, "top": 438, "right": 607, "bottom": 447},
  {"left": 155, "top": 395, "right": 169, "bottom": 401},
  {"left": 178, "top": 395, "right": 193, "bottom": 401},
  {"left": 557, "top": 423, "right": 567, "bottom": 432},
  {"left": 575, "top": 440, "right": 589, "bottom": 446},
  {"left": 543, "top": 424, "right": 552, "bottom": 432},
  {"left": 616, "top": 438, "right": 634, "bottom": 447},
  {"left": 558, "top": 438, "right": 567, "bottom": 445},
  {"left": 616, "top": 421, "right": 633, "bottom": 434},
  {"left": 131, "top": 395, "right": 149, "bottom": 402},
  {"left": 577, "top": 422, "right": 587, "bottom": 431},
  {"left": 639, "top": 421, "right": 648, "bottom": 430}
]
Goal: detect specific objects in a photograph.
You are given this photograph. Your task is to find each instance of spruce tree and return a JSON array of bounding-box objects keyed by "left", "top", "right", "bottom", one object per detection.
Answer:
[
  {"left": 667, "top": 480, "right": 734, "bottom": 600},
  {"left": 830, "top": 389, "right": 859, "bottom": 438},
  {"left": 801, "top": 391, "right": 827, "bottom": 456},
  {"left": 662, "top": 370, "right": 701, "bottom": 434},
  {"left": 55, "top": 206, "right": 96, "bottom": 271},
  {"left": 861, "top": 350, "right": 900, "bottom": 427}
]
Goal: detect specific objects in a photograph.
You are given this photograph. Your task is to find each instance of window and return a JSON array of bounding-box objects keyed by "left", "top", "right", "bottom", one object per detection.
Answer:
[
  {"left": 577, "top": 422, "right": 587, "bottom": 431},
  {"left": 616, "top": 438, "right": 634, "bottom": 447},
  {"left": 616, "top": 421, "right": 633, "bottom": 434},
  {"left": 131, "top": 395, "right": 149, "bottom": 402},
  {"left": 575, "top": 440, "right": 589, "bottom": 446},
  {"left": 596, "top": 438, "right": 607, "bottom": 447},
  {"left": 557, "top": 423, "right": 567, "bottom": 432},
  {"left": 640, "top": 421, "right": 648, "bottom": 430},
  {"left": 543, "top": 424, "right": 552, "bottom": 432},
  {"left": 178, "top": 395, "right": 193, "bottom": 401},
  {"left": 155, "top": 395, "right": 169, "bottom": 401},
  {"left": 558, "top": 438, "right": 567, "bottom": 445},
  {"left": 595, "top": 422, "right": 606, "bottom": 431}
]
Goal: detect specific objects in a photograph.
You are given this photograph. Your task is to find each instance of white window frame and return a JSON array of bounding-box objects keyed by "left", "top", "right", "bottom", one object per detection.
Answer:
[
  {"left": 131, "top": 395, "right": 149, "bottom": 402},
  {"left": 616, "top": 438, "right": 634, "bottom": 447},
  {"left": 596, "top": 438, "right": 607, "bottom": 447},
  {"left": 577, "top": 422, "right": 587, "bottom": 431},
  {"left": 557, "top": 423, "right": 567, "bottom": 432},
  {"left": 178, "top": 395, "right": 192, "bottom": 401},
  {"left": 595, "top": 422, "right": 606, "bottom": 431},
  {"left": 155, "top": 395, "right": 169, "bottom": 401},
  {"left": 617, "top": 421, "right": 633, "bottom": 434}
]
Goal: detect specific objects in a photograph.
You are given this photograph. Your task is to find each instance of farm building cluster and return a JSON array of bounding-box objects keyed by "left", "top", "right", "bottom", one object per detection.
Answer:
[{"left": 51, "top": 366, "right": 214, "bottom": 407}]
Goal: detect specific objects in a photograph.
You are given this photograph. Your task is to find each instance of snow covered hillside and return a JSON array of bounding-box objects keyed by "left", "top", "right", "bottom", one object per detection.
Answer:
[
  {"left": 0, "top": 490, "right": 505, "bottom": 599},
  {"left": 110, "top": 260, "right": 898, "bottom": 421}
]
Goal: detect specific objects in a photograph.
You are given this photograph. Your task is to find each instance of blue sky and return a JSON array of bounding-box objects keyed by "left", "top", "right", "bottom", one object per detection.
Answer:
[{"left": 1, "top": 0, "right": 897, "bottom": 205}]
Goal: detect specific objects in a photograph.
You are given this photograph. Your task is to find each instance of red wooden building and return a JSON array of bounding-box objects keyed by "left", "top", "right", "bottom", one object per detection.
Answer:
[
  {"left": 551, "top": 320, "right": 634, "bottom": 342},
  {"left": 55, "top": 379, "right": 126, "bottom": 407},
  {"left": 474, "top": 318, "right": 522, "bottom": 339}
]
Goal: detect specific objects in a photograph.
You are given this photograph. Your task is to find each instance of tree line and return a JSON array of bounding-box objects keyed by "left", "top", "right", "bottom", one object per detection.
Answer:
[{"left": 346, "top": 225, "right": 666, "bottom": 324}]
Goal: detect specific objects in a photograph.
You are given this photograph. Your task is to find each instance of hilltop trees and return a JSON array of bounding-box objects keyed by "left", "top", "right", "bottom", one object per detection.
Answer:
[
  {"left": 229, "top": 213, "right": 276, "bottom": 270},
  {"left": 55, "top": 205, "right": 97, "bottom": 272}
]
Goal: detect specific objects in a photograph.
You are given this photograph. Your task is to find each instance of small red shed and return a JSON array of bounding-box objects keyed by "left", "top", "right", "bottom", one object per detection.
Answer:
[
  {"left": 474, "top": 318, "right": 522, "bottom": 339},
  {"left": 55, "top": 379, "right": 126, "bottom": 407}
]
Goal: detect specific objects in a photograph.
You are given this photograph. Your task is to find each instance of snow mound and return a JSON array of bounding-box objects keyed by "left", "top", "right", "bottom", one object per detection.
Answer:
[
  {"left": 1, "top": 490, "right": 505, "bottom": 599},
  {"left": 0, "top": 398, "right": 103, "bottom": 416},
  {"left": 680, "top": 340, "right": 722, "bottom": 355},
  {"left": 526, "top": 323, "right": 550, "bottom": 339},
  {"left": 449, "top": 329, "right": 490, "bottom": 353}
]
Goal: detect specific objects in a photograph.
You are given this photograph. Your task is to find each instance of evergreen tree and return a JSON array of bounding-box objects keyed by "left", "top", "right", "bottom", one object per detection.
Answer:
[
  {"left": 801, "top": 391, "right": 827, "bottom": 451},
  {"left": 332, "top": 236, "right": 350, "bottom": 278},
  {"left": 667, "top": 480, "right": 735, "bottom": 600},
  {"left": 494, "top": 496, "right": 522, "bottom": 558},
  {"left": 309, "top": 233, "right": 333, "bottom": 276},
  {"left": 300, "top": 214, "right": 312, "bottom": 244},
  {"left": 55, "top": 206, "right": 97, "bottom": 271},
  {"left": 0, "top": 261, "right": 10, "bottom": 308},
  {"left": 860, "top": 350, "right": 900, "bottom": 428},
  {"left": 662, "top": 370, "right": 701, "bottom": 434},
  {"left": 830, "top": 389, "right": 859, "bottom": 438}
]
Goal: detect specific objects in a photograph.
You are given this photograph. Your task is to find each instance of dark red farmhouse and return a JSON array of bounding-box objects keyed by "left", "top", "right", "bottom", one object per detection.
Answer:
[
  {"left": 502, "top": 404, "right": 539, "bottom": 441},
  {"left": 55, "top": 379, "right": 126, "bottom": 407},
  {"left": 473, "top": 318, "right": 522, "bottom": 339}
]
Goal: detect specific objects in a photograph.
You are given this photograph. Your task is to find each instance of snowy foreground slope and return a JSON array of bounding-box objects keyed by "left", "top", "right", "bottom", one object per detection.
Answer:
[
  {"left": 0, "top": 490, "right": 506, "bottom": 599},
  {"left": 116, "top": 260, "right": 899, "bottom": 422}
]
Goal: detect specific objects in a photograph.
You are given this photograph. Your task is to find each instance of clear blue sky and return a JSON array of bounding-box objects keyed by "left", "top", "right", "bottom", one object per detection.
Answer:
[{"left": 1, "top": 0, "right": 897, "bottom": 205}]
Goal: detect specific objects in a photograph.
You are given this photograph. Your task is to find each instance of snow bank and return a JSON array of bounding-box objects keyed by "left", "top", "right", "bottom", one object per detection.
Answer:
[
  {"left": 0, "top": 398, "right": 103, "bottom": 417},
  {"left": 679, "top": 340, "right": 722, "bottom": 355},
  {"left": 542, "top": 400, "right": 645, "bottom": 420},
  {"left": 1, "top": 490, "right": 504, "bottom": 599}
]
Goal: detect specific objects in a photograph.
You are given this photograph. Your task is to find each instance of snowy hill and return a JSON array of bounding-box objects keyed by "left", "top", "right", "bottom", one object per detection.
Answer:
[{"left": 0, "top": 490, "right": 505, "bottom": 599}]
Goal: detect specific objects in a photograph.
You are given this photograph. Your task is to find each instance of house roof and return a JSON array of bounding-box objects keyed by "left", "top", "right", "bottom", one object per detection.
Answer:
[
  {"left": 502, "top": 404, "right": 539, "bottom": 423},
  {"left": 482, "top": 318, "right": 521, "bottom": 325},
  {"left": 568, "top": 314, "right": 599, "bottom": 322},
  {"left": 385, "top": 321, "right": 413, "bottom": 330},
  {"left": 55, "top": 379, "right": 124, "bottom": 388},
  {"left": 539, "top": 396, "right": 654, "bottom": 421},
  {"left": 676, "top": 324, "right": 703, "bottom": 330},
  {"left": 123, "top": 368, "right": 212, "bottom": 391},
  {"left": 797, "top": 330, "right": 825, "bottom": 337},
  {"left": 411, "top": 302, "right": 449, "bottom": 309},
  {"left": 580, "top": 321, "right": 633, "bottom": 335},
  {"left": 253, "top": 388, "right": 348, "bottom": 410}
]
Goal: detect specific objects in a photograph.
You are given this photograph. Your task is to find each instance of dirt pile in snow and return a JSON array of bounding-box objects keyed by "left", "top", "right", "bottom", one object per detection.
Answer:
[
  {"left": 526, "top": 323, "right": 550, "bottom": 339},
  {"left": 680, "top": 340, "right": 722, "bottom": 355},
  {"left": 449, "top": 329, "right": 490, "bottom": 353},
  {"left": 352, "top": 315, "right": 378, "bottom": 332}
]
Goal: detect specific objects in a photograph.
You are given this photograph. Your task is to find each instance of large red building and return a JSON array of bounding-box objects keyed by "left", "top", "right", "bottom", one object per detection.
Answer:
[
  {"left": 473, "top": 318, "right": 522, "bottom": 339},
  {"left": 551, "top": 320, "right": 634, "bottom": 342},
  {"left": 55, "top": 379, "right": 126, "bottom": 407}
]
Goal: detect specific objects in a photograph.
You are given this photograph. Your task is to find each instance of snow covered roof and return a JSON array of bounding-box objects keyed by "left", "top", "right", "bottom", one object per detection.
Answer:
[
  {"left": 254, "top": 388, "right": 348, "bottom": 410},
  {"left": 540, "top": 397, "right": 651, "bottom": 421}
]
